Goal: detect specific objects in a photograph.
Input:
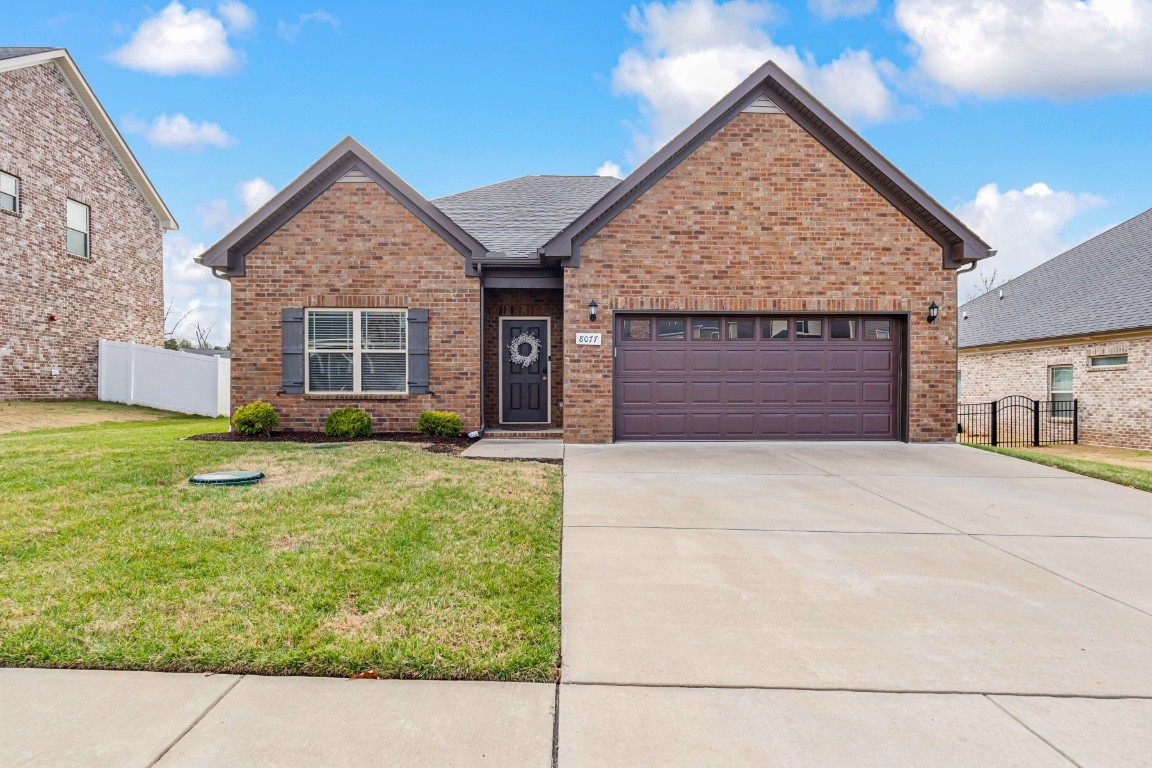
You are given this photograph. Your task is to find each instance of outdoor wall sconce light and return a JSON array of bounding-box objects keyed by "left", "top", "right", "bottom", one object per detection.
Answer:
[
  {"left": 588, "top": 300, "right": 599, "bottom": 322},
  {"left": 927, "top": 301, "right": 940, "bottom": 323}
]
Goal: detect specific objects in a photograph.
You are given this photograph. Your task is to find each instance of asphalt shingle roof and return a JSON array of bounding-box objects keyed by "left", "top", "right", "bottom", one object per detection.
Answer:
[
  {"left": 959, "top": 207, "right": 1152, "bottom": 348},
  {"left": 434, "top": 175, "right": 620, "bottom": 260},
  {"left": 0, "top": 47, "right": 60, "bottom": 61}
]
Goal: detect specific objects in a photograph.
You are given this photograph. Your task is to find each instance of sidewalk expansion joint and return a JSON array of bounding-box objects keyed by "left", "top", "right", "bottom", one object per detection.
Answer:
[{"left": 146, "top": 674, "right": 244, "bottom": 767}]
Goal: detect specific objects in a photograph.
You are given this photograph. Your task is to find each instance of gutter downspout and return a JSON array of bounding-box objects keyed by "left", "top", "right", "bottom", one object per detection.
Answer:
[{"left": 475, "top": 262, "right": 486, "bottom": 439}]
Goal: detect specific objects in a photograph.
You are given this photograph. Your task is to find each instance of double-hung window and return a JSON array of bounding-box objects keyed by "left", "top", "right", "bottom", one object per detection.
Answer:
[
  {"left": 306, "top": 309, "right": 408, "bottom": 394},
  {"left": 0, "top": 171, "right": 18, "bottom": 213},
  {"left": 66, "top": 199, "right": 90, "bottom": 257},
  {"left": 1049, "top": 365, "right": 1074, "bottom": 418}
]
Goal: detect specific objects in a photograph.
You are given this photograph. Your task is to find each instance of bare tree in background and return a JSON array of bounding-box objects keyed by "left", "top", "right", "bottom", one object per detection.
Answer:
[
  {"left": 163, "top": 301, "right": 192, "bottom": 338},
  {"left": 962, "top": 268, "right": 1011, "bottom": 303},
  {"left": 193, "top": 322, "right": 216, "bottom": 349}
]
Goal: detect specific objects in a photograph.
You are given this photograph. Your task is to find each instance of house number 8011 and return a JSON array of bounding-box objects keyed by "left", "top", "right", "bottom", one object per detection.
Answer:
[{"left": 575, "top": 333, "right": 602, "bottom": 346}]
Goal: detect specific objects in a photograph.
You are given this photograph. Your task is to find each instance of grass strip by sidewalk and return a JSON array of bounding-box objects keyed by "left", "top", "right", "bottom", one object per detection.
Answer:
[
  {"left": 0, "top": 414, "right": 561, "bottom": 681},
  {"left": 975, "top": 445, "right": 1152, "bottom": 493}
]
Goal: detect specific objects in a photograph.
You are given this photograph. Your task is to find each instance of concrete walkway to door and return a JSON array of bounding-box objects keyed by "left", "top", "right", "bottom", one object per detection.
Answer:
[{"left": 559, "top": 441, "right": 1152, "bottom": 767}]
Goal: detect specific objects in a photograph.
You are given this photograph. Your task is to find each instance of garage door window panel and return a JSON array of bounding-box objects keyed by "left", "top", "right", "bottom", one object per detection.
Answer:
[
  {"left": 657, "top": 319, "right": 686, "bottom": 340},
  {"left": 795, "top": 319, "right": 823, "bottom": 339},
  {"left": 726, "top": 319, "right": 755, "bottom": 340},
  {"left": 830, "top": 318, "right": 857, "bottom": 339},
  {"left": 763, "top": 319, "right": 789, "bottom": 340},
  {"left": 691, "top": 318, "right": 721, "bottom": 340},
  {"left": 621, "top": 318, "right": 652, "bottom": 341},
  {"left": 864, "top": 319, "right": 892, "bottom": 340}
]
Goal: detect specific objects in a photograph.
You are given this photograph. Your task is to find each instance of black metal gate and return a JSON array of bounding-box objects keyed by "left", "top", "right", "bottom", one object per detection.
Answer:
[{"left": 958, "top": 396, "right": 1078, "bottom": 447}]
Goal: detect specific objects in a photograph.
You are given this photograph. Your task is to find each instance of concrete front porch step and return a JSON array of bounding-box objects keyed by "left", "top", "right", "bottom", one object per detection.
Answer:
[{"left": 484, "top": 429, "right": 563, "bottom": 440}]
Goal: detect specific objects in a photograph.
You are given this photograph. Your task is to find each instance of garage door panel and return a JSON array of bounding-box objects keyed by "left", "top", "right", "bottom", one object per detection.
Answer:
[
  {"left": 828, "top": 350, "right": 860, "bottom": 372},
  {"left": 794, "top": 350, "right": 825, "bottom": 372},
  {"left": 862, "top": 349, "right": 894, "bottom": 372},
  {"left": 828, "top": 381, "right": 859, "bottom": 403},
  {"left": 615, "top": 315, "right": 901, "bottom": 440},
  {"left": 725, "top": 350, "right": 758, "bottom": 372},
  {"left": 794, "top": 381, "right": 825, "bottom": 404},
  {"left": 654, "top": 381, "right": 688, "bottom": 405},
  {"left": 687, "top": 349, "right": 723, "bottom": 371},
  {"left": 862, "top": 380, "right": 895, "bottom": 405},
  {"left": 724, "top": 381, "right": 757, "bottom": 405},
  {"left": 686, "top": 381, "right": 721, "bottom": 405},
  {"left": 655, "top": 350, "right": 688, "bottom": 372},
  {"left": 760, "top": 381, "right": 791, "bottom": 404},
  {"left": 760, "top": 350, "right": 792, "bottom": 372}
]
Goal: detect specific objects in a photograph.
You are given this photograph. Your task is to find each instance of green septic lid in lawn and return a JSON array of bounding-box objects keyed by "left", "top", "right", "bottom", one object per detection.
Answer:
[{"left": 189, "top": 470, "right": 265, "bottom": 486}]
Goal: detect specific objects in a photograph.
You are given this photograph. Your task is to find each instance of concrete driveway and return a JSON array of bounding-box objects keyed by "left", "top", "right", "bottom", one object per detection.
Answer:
[{"left": 559, "top": 442, "right": 1152, "bottom": 767}]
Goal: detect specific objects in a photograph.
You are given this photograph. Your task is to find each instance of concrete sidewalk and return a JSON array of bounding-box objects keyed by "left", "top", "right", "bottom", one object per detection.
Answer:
[{"left": 0, "top": 669, "right": 554, "bottom": 768}]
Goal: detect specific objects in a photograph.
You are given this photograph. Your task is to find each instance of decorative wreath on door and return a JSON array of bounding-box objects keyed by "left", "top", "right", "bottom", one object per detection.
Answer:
[{"left": 508, "top": 333, "right": 542, "bottom": 367}]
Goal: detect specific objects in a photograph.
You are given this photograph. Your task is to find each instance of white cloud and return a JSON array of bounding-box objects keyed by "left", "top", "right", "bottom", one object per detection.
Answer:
[
  {"left": 164, "top": 232, "right": 230, "bottom": 345},
  {"left": 199, "top": 176, "right": 278, "bottom": 232},
  {"left": 809, "top": 0, "right": 877, "bottom": 19},
  {"left": 239, "top": 177, "right": 276, "bottom": 215},
  {"left": 595, "top": 160, "right": 624, "bottom": 178},
  {"left": 125, "top": 113, "right": 236, "bottom": 150},
  {"left": 277, "top": 10, "right": 341, "bottom": 41},
  {"left": 217, "top": 0, "right": 256, "bottom": 31},
  {"left": 896, "top": 0, "right": 1152, "bottom": 99},
  {"left": 612, "top": 0, "right": 906, "bottom": 161},
  {"left": 955, "top": 181, "right": 1106, "bottom": 298},
  {"left": 109, "top": 1, "right": 255, "bottom": 76}
]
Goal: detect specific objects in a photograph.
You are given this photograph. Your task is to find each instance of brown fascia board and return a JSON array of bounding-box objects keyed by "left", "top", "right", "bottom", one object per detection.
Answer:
[
  {"left": 540, "top": 60, "right": 994, "bottom": 270},
  {"left": 196, "top": 136, "right": 489, "bottom": 278}
]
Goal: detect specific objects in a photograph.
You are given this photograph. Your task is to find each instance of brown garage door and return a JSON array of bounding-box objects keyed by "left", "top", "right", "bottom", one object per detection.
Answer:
[{"left": 614, "top": 315, "right": 902, "bottom": 440}]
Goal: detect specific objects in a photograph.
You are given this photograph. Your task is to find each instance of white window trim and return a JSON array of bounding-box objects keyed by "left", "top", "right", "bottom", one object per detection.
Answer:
[
  {"left": 66, "top": 198, "right": 90, "bottom": 258},
  {"left": 0, "top": 171, "right": 19, "bottom": 214},
  {"left": 1089, "top": 354, "right": 1128, "bottom": 370},
  {"left": 304, "top": 308, "right": 408, "bottom": 395}
]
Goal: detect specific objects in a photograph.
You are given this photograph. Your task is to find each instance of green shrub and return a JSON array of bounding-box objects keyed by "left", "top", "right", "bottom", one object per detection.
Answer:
[
  {"left": 325, "top": 406, "right": 372, "bottom": 439},
  {"left": 233, "top": 401, "right": 279, "bottom": 437},
  {"left": 417, "top": 410, "right": 462, "bottom": 437}
]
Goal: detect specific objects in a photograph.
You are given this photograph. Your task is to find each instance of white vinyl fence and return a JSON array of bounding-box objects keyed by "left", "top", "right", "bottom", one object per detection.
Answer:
[{"left": 98, "top": 340, "right": 230, "bottom": 417}]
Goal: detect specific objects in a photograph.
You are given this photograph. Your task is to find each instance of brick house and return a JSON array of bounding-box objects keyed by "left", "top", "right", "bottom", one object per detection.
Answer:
[
  {"left": 0, "top": 47, "right": 177, "bottom": 400},
  {"left": 959, "top": 208, "right": 1152, "bottom": 450},
  {"left": 199, "top": 61, "right": 992, "bottom": 443}
]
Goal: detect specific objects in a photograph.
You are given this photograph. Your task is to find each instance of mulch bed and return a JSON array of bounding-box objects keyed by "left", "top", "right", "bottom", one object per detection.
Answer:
[{"left": 187, "top": 431, "right": 474, "bottom": 454}]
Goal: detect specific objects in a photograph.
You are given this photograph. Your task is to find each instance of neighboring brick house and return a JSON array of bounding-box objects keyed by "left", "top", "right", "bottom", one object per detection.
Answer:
[
  {"left": 959, "top": 208, "right": 1152, "bottom": 450},
  {"left": 199, "top": 61, "right": 992, "bottom": 443},
  {"left": 0, "top": 47, "right": 176, "bottom": 399}
]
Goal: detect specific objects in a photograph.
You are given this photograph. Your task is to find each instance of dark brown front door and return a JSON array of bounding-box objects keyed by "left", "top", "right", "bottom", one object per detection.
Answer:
[
  {"left": 614, "top": 315, "right": 902, "bottom": 440},
  {"left": 501, "top": 317, "right": 549, "bottom": 424}
]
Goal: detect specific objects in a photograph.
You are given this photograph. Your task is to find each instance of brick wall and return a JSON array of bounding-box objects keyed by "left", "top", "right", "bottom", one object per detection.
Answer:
[
  {"left": 563, "top": 110, "right": 957, "bottom": 443},
  {"left": 0, "top": 62, "right": 164, "bottom": 399},
  {"left": 230, "top": 180, "right": 481, "bottom": 432},
  {"left": 960, "top": 335, "right": 1152, "bottom": 449},
  {"left": 482, "top": 288, "right": 563, "bottom": 428}
]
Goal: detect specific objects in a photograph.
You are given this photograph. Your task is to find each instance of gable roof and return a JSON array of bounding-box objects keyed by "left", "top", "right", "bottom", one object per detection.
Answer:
[
  {"left": 0, "top": 47, "right": 177, "bottom": 230},
  {"left": 197, "top": 136, "right": 489, "bottom": 277},
  {"left": 541, "top": 60, "right": 992, "bottom": 269},
  {"left": 959, "top": 207, "right": 1152, "bottom": 348},
  {"left": 434, "top": 175, "right": 620, "bottom": 261}
]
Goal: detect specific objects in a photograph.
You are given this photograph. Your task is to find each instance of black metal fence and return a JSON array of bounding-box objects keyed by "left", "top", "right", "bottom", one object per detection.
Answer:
[{"left": 958, "top": 396, "right": 1078, "bottom": 447}]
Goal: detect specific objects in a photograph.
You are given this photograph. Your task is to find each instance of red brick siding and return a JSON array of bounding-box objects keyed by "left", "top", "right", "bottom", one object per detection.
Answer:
[
  {"left": 482, "top": 289, "right": 563, "bottom": 428},
  {"left": 960, "top": 335, "right": 1152, "bottom": 449},
  {"left": 0, "top": 62, "right": 164, "bottom": 399},
  {"left": 229, "top": 180, "right": 481, "bottom": 432},
  {"left": 563, "top": 111, "right": 957, "bottom": 443}
]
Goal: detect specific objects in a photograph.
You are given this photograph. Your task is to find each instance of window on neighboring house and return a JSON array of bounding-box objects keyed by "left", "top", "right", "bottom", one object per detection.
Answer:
[
  {"left": 0, "top": 172, "right": 18, "bottom": 213},
  {"left": 1049, "top": 365, "right": 1074, "bottom": 418},
  {"left": 305, "top": 308, "right": 407, "bottom": 394},
  {"left": 957, "top": 371, "right": 962, "bottom": 401},
  {"left": 66, "top": 199, "right": 89, "bottom": 257},
  {"left": 1090, "top": 354, "right": 1128, "bottom": 368}
]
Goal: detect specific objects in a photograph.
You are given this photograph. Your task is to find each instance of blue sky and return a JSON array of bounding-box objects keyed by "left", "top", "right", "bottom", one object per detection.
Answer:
[{"left": 12, "top": 0, "right": 1152, "bottom": 344}]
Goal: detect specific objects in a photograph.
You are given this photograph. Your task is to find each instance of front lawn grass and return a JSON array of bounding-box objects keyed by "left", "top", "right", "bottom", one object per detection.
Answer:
[
  {"left": 975, "top": 445, "right": 1152, "bottom": 493},
  {"left": 0, "top": 416, "right": 562, "bottom": 680}
]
